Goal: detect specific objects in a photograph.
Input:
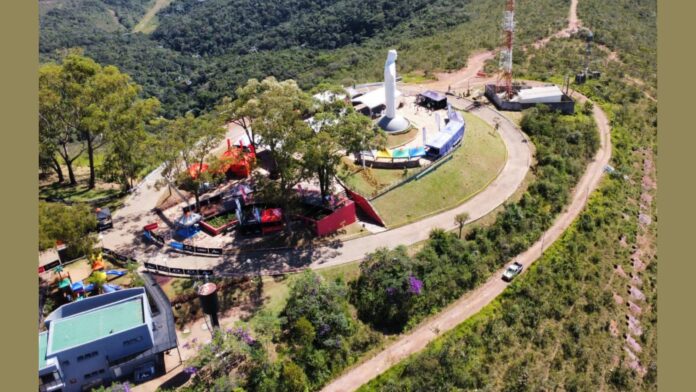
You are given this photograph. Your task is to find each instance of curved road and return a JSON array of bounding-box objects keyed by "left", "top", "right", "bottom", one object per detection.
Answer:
[
  {"left": 322, "top": 91, "right": 611, "bottom": 391},
  {"left": 101, "top": 97, "right": 533, "bottom": 274}
]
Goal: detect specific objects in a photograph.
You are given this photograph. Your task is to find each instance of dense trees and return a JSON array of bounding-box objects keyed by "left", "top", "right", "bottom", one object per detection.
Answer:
[
  {"left": 39, "top": 51, "right": 161, "bottom": 189},
  {"left": 39, "top": 201, "right": 97, "bottom": 259},
  {"left": 40, "top": 0, "right": 569, "bottom": 117},
  {"left": 351, "top": 247, "right": 421, "bottom": 332},
  {"left": 303, "top": 84, "right": 384, "bottom": 199},
  {"left": 154, "top": 113, "right": 227, "bottom": 211}
]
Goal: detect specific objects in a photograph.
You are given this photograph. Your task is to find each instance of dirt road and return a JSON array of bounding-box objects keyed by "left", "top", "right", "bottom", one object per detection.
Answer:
[
  {"left": 321, "top": 89, "right": 612, "bottom": 392},
  {"left": 533, "top": 0, "right": 581, "bottom": 49}
]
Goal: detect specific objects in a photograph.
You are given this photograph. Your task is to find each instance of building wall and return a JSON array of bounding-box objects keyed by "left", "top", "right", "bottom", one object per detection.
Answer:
[
  {"left": 47, "top": 324, "right": 154, "bottom": 392},
  {"left": 484, "top": 84, "right": 575, "bottom": 114},
  {"left": 315, "top": 201, "right": 357, "bottom": 236}
]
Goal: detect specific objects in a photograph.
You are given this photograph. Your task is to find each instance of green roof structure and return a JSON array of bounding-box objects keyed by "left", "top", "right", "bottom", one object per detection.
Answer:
[
  {"left": 49, "top": 298, "right": 144, "bottom": 353},
  {"left": 39, "top": 332, "right": 48, "bottom": 369}
]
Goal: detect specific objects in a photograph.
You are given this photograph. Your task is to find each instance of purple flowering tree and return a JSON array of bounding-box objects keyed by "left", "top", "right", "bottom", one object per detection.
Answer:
[{"left": 408, "top": 275, "right": 424, "bottom": 295}]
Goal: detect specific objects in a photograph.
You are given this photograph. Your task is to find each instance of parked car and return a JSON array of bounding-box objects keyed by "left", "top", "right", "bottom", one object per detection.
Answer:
[
  {"left": 502, "top": 261, "right": 523, "bottom": 282},
  {"left": 95, "top": 207, "right": 113, "bottom": 231}
]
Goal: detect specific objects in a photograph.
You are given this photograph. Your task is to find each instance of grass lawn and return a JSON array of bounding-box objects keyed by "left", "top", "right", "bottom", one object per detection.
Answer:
[
  {"left": 385, "top": 126, "right": 418, "bottom": 148},
  {"left": 340, "top": 161, "right": 416, "bottom": 197},
  {"left": 39, "top": 182, "right": 123, "bottom": 203},
  {"left": 401, "top": 71, "right": 437, "bottom": 84},
  {"left": 345, "top": 112, "right": 506, "bottom": 227},
  {"left": 247, "top": 261, "right": 362, "bottom": 324}
]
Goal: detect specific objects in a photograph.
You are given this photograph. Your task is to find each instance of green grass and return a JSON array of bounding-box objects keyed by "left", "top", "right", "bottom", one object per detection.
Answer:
[
  {"left": 401, "top": 71, "right": 437, "bottom": 84},
  {"left": 247, "top": 261, "right": 362, "bottom": 325},
  {"left": 340, "top": 161, "right": 417, "bottom": 197},
  {"left": 206, "top": 211, "right": 237, "bottom": 228},
  {"left": 350, "top": 113, "right": 506, "bottom": 227},
  {"left": 39, "top": 182, "right": 122, "bottom": 203}
]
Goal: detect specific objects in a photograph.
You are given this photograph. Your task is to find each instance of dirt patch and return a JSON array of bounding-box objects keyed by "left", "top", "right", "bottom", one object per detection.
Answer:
[
  {"left": 628, "top": 285, "right": 646, "bottom": 302},
  {"left": 626, "top": 334, "right": 642, "bottom": 353},
  {"left": 619, "top": 235, "right": 628, "bottom": 248},
  {"left": 632, "top": 251, "right": 646, "bottom": 272},
  {"left": 630, "top": 273, "right": 643, "bottom": 286},
  {"left": 626, "top": 315, "right": 643, "bottom": 336},
  {"left": 614, "top": 264, "right": 628, "bottom": 278},
  {"left": 626, "top": 301, "right": 642, "bottom": 316},
  {"left": 609, "top": 320, "right": 619, "bottom": 337},
  {"left": 613, "top": 292, "right": 624, "bottom": 305}
]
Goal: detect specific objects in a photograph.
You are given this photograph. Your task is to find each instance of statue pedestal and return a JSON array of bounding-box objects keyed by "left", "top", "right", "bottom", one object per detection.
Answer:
[{"left": 377, "top": 115, "right": 411, "bottom": 133}]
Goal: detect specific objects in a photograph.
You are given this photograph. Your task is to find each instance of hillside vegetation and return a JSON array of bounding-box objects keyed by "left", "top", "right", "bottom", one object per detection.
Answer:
[
  {"left": 361, "top": 0, "right": 657, "bottom": 388},
  {"left": 40, "top": 0, "right": 569, "bottom": 117},
  {"left": 362, "top": 77, "right": 657, "bottom": 392}
]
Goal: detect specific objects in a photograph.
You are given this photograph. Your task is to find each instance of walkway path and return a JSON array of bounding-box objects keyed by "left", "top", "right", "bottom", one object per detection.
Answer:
[
  {"left": 321, "top": 89, "right": 612, "bottom": 392},
  {"left": 101, "top": 99, "right": 532, "bottom": 275},
  {"left": 322, "top": 1, "right": 616, "bottom": 389}
]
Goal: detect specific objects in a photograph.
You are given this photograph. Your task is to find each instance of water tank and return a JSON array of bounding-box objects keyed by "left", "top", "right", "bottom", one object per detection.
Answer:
[{"left": 197, "top": 282, "right": 220, "bottom": 327}]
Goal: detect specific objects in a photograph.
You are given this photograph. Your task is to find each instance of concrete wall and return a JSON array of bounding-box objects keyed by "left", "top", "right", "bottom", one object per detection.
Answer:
[
  {"left": 315, "top": 201, "right": 357, "bottom": 236},
  {"left": 485, "top": 84, "right": 575, "bottom": 115}
]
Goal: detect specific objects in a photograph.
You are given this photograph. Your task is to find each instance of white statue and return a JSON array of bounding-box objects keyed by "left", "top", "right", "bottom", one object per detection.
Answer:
[{"left": 384, "top": 49, "right": 398, "bottom": 118}]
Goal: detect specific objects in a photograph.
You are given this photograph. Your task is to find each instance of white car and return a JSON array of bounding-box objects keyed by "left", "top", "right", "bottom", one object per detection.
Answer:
[{"left": 502, "top": 262, "right": 523, "bottom": 282}]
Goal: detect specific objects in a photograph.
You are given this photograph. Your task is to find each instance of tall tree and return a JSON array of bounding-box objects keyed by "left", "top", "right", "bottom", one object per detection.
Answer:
[
  {"left": 101, "top": 97, "right": 160, "bottom": 190},
  {"left": 39, "top": 51, "right": 159, "bottom": 189},
  {"left": 155, "top": 113, "right": 226, "bottom": 211},
  {"left": 251, "top": 77, "right": 313, "bottom": 214},
  {"left": 304, "top": 85, "right": 384, "bottom": 200},
  {"left": 39, "top": 60, "right": 89, "bottom": 185},
  {"left": 216, "top": 78, "right": 268, "bottom": 148},
  {"left": 455, "top": 212, "right": 470, "bottom": 238},
  {"left": 39, "top": 201, "right": 97, "bottom": 259}
]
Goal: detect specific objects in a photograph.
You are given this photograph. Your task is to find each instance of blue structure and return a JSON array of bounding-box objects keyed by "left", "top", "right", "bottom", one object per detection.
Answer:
[
  {"left": 425, "top": 119, "right": 466, "bottom": 158},
  {"left": 39, "top": 278, "right": 177, "bottom": 392}
]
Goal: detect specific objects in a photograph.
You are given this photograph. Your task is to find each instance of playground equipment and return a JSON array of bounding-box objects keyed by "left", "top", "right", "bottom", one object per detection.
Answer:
[
  {"left": 187, "top": 139, "right": 256, "bottom": 180},
  {"left": 237, "top": 201, "right": 284, "bottom": 235},
  {"left": 103, "top": 284, "right": 122, "bottom": 293},
  {"left": 188, "top": 163, "right": 209, "bottom": 180},
  {"left": 175, "top": 210, "right": 202, "bottom": 238},
  {"left": 106, "top": 270, "right": 126, "bottom": 277},
  {"left": 91, "top": 253, "right": 105, "bottom": 271}
]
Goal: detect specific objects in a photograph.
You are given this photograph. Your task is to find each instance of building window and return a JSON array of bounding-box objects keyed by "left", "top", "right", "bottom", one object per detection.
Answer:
[
  {"left": 77, "top": 351, "right": 99, "bottom": 362},
  {"left": 84, "top": 369, "right": 104, "bottom": 380}
]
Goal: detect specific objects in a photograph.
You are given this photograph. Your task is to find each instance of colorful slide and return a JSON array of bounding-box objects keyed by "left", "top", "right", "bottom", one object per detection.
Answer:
[{"left": 106, "top": 270, "right": 126, "bottom": 277}]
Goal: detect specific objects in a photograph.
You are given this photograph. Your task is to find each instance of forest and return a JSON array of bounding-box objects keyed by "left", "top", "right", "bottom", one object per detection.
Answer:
[{"left": 40, "top": 0, "right": 569, "bottom": 117}]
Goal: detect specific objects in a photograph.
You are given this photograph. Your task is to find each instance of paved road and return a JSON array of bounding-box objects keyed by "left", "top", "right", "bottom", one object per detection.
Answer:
[
  {"left": 321, "top": 89, "right": 612, "bottom": 392},
  {"left": 101, "top": 98, "right": 532, "bottom": 275},
  {"left": 322, "top": 1, "right": 615, "bottom": 389}
]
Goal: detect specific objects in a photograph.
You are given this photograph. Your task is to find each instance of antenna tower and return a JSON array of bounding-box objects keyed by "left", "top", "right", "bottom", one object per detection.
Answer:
[{"left": 497, "top": 0, "right": 516, "bottom": 99}]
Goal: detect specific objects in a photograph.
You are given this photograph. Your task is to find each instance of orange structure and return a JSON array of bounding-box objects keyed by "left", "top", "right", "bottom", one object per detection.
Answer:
[{"left": 220, "top": 139, "right": 256, "bottom": 178}]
